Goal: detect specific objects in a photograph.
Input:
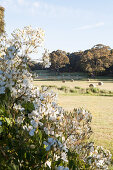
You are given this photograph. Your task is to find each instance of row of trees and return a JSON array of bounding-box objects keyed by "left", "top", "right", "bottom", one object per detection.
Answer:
[
  {"left": 30, "top": 44, "right": 113, "bottom": 76},
  {"left": 49, "top": 45, "right": 113, "bottom": 76}
]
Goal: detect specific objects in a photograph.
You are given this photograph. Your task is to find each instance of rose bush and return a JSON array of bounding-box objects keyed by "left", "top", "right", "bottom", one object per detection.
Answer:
[{"left": 0, "top": 26, "right": 112, "bottom": 169}]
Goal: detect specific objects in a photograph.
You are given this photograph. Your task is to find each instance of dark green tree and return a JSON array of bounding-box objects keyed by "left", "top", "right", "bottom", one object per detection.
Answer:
[{"left": 67, "top": 51, "right": 83, "bottom": 72}]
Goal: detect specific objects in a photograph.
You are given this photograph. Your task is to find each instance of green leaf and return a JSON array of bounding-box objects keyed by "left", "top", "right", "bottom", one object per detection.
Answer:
[{"left": 0, "top": 126, "right": 3, "bottom": 133}]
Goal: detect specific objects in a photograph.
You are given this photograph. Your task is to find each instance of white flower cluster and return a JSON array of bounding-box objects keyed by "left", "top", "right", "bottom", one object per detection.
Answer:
[
  {"left": 87, "top": 144, "right": 112, "bottom": 169},
  {"left": 0, "top": 26, "right": 112, "bottom": 169},
  {"left": 0, "top": 26, "right": 44, "bottom": 98},
  {"left": 44, "top": 137, "right": 68, "bottom": 162},
  {"left": 57, "top": 108, "right": 92, "bottom": 150},
  {"left": 75, "top": 142, "right": 112, "bottom": 169},
  {"left": 13, "top": 103, "right": 25, "bottom": 111}
]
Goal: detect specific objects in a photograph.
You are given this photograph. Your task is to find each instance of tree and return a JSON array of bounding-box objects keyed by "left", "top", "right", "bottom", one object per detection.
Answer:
[
  {"left": 28, "top": 60, "right": 43, "bottom": 70},
  {"left": 49, "top": 50, "right": 69, "bottom": 72},
  {"left": 0, "top": 6, "right": 5, "bottom": 34},
  {"left": 67, "top": 51, "right": 83, "bottom": 72},
  {"left": 80, "top": 44, "right": 113, "bottom": 75}
]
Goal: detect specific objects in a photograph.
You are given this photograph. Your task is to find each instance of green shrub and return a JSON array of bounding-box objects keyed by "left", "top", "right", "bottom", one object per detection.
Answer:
[
  {"left": 90, "top": 88, "right": 100, "bottom": 93},
  {"left": 75, "top": 86, "right": 81, "bottom": 89},
  {"left": 108, "top": 91, "right": 112, "bottom": 94},
  {"left": 86, "top": 88, "right": 92, "bottom": 94},
  {"left": 100, "top": 89, "right": 107, "bottom": 94},
  {"left": 70, "top": 89, "right": 77, "bottom": 93},
  {"left": 57, "top": 86, "right": 69, "bottom": 93},
  {"left": 48, "top": 85, "right": 57, "bottom": 88},
  {"left": 60, "top": 86, "right": 67, "bottom": 90}
]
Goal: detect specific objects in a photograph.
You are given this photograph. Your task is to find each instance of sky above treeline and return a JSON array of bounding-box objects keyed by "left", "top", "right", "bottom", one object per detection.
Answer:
[{"left": 0, "top": 0, "right": 113, "bottom": 59}]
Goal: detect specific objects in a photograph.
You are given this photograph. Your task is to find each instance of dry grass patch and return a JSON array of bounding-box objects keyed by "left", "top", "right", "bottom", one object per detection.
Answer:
[
  {"left": 58, "top": 95, "right": 113, "bottom": 152},
  {"left": 34, "top": 79, "right": 113, "bottom": 91}
]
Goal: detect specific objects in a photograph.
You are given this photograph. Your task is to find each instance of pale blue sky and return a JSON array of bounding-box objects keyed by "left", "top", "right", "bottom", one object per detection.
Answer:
[{"left": 0, "top": 0, "right": 113, "bottom": 59}]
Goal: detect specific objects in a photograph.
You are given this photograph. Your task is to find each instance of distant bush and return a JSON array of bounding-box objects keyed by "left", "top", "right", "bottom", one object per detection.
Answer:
[
  {"left": 108, "top": 90, "right": 112, "bottom": 94},
  {"left": 90, "top": 87, "right": 100, "bottom": 93},
  {"left": 75, "top": 86, "right": 81, "bottom": 89},
  {"left": 41, "top": 85, "right": 58, "bottom": 91},
  {"left": 70, "top": 89, "right": 76, "bottom": 93},
  {"left": 100, "top": 89, "right": 107, "bottom": 94},
  {"left": 86, "top": 88, "right": 92, "bottom": 95},
  {"left": 86, "top": 88, "right": 99, "bottom": 94},
  {"left": 58, "top": 86, "right": 69, "bottom": 93}
]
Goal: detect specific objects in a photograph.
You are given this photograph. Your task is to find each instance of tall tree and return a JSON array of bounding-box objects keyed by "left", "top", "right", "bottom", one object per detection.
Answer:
[
  {"left": 0, "top": 6, "right": 5, "bottom": 34},
  {"left": 67, "top": 51, "right": 83, "bottom": 72},
  {"left": 49, "top": 50, "right": 69, "bottom": 72},
  {"left": 80, "top": 44, "right": 113, "bottom": 75}
]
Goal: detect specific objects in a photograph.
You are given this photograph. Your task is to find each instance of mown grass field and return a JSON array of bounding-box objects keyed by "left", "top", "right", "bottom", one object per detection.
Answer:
[
  {"left": 33, "top": 72, "right": 113, "bottom": 155},
  {"left": 59, "top": 95, "right": 113, "bottom": 152}
]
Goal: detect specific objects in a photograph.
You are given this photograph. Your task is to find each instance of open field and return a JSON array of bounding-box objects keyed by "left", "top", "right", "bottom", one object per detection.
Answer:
[
  {"left": 33, "top": 70, "right": 113, "bottom": 90},
  {"left": 58, "top": 95, "right": 113, "bottom": 152},
  {"left": 34, "top": 79, "right": 113, "bottom": 91},
  {"left": 33, "top": 75, "right": 113, "bottom": 154}
]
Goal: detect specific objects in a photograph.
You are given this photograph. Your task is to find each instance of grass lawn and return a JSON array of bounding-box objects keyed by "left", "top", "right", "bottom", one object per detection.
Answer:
[{"left": 33, "top": 77, "right": 113, "bottom": 154}]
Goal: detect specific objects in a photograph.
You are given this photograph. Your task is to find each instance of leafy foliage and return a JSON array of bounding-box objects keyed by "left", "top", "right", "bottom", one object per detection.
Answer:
[
  {"left": 67, "top": 52, "right": 83, "bottom": 72},
  {"left": 80, "top": 44, "right": 113, "bottom": 75},
  {"left": 49, "top": 50, "right": 69, "bottom": 72}
]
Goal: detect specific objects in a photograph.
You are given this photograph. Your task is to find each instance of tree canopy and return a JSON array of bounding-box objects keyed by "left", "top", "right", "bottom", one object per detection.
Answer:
[
  {"left": 67, "top": 51, "right": 83, "bottom": 72},
  {"left": 49, "top": 50, "right": 69, "bottom": 71},
  {"left": 80, "top": 44, "right": 113, "bottom": 75}
]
